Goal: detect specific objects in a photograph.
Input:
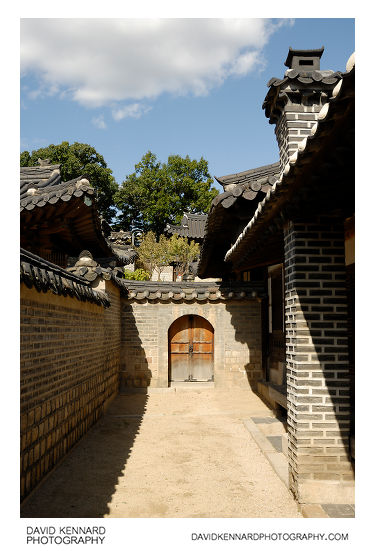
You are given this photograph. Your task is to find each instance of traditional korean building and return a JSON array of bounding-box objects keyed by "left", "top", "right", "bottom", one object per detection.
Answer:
[
  {"left": 198, "top": 48, "right": 355, "bottom": 504},
  {"left": 164, "top": 212, "right": 208, "bottom": 280},
  {"left": 20, "top": 160, "right": 136, "bottom": 268},
  {"left": 165, "top": 212, "right": 207, "bottom": 243},
  {"left": 20, "top": 47, "right": 354, "bottom": 509}
]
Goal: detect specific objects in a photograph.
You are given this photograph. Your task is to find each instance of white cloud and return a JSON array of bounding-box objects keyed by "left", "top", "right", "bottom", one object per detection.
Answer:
[
  {"left": 91, "top": 114, "right": 107, "bottom": 129},
  {"left": 229, "top": 51, "right": 261, "bottom": 77},
  {"left": 21, "top": 18, "right": 289, "bottom": 110},
  {"left": 112, "top": 103, "right": 152, "bottom": 121}
]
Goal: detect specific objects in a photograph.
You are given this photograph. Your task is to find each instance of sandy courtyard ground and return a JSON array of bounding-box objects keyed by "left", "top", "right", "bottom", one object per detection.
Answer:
[{"left": 21, "top": 387, "right": 302, "bottom": 518}]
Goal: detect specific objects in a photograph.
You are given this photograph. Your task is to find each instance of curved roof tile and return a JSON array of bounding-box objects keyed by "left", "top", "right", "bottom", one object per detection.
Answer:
[
  {"left": 215, "top": 162, "right": 280, "bottom": 191},
  {"left": 225, "top": 54, "right": 355, "bottom": 265},
  {"left": 165, "top": 212, "right": 207, "bottom": 240},
  {"left": 113, "top": 280, "right": 265, "bottom": 302},
  {"left": 20, "top": 248, "right": 110, "bottom": 307},
  {"left": 263, "top": 69, "right": 342, "bottom": 123},
  {"left": 197, "top": 162, "right": 280, "bottom": 277},
  {"left": 20, "top": 175, "right": 94, "bottom": 212}
]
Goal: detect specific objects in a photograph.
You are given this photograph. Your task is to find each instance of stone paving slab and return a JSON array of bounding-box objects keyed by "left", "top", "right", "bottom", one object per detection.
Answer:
[
  {"left": 243, "top": 417, "right": 289, "bottom": 488},
  {"left": 321, "top": 504, "right": 355, "bottom": 518},
  {"left": 267, "top": 435, "right": 283, "bottom": 453},
  {"left": 301, "top": 504, "right": 330, "bottom": 518},
  {"left": 252, "top": 417, "right": 281, "bottom": 424},
  {"left": 246, "top": 414, "right": 355, "bottom": 519}
]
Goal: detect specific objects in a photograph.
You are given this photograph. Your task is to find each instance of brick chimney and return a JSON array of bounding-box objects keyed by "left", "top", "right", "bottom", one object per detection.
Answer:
[{"left": 263, "top": 47, "right": 342, "bottom": 172}]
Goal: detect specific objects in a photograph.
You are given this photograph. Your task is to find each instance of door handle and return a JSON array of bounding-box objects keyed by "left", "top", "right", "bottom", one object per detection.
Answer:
[{"left": 189, "top": 344, "right": 193, "bottom": 355}]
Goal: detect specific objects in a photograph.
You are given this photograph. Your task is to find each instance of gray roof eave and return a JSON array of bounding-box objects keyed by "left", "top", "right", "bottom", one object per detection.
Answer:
[{"left": 225, "top": 58, "right": 355, "bottom": 266}]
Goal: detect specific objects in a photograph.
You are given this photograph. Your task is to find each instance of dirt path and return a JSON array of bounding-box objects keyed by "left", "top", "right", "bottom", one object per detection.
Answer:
[{"left": 21, "top": 388, "right": 302, "bottom": 518}]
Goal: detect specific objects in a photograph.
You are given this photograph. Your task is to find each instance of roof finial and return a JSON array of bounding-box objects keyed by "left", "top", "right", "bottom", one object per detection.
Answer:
[{"left": 37, "top": 158, "right": 51, "bottom": 166}]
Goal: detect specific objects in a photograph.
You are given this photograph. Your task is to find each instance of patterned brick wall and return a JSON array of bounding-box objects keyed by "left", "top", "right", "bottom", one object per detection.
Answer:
[
  {"left": 20, "top": 280, "right": 121, "bottom": 500},
  {"left": 276, "top": 103, "right": 325, "bottom": 172},
  {"left": 121, "top": 299, "right": 262, "bottom": 389},
  {"left": 284, "top": 217, "right": 354, "bottom": 503}
]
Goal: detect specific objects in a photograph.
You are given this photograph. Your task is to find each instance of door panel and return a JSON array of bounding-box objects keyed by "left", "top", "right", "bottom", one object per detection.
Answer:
[{"left": 169, "top": 315, "right": 214, "bottom": 382}]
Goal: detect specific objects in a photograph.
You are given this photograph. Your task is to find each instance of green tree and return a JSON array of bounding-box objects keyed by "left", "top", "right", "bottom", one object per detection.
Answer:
[
  {"left": 168, "top": 234, "right": 200, "bottom": 279},
  {"left": 136, "top": 232, "right": 201, "bottom": 281},
  {"left": 20, "top": 141, "right": 118, "bottom": 222},
  {"left": 114, "top": 151, "right": 218, "bottom": 236},
  {"left": 136, "top": 232, "right": 172, "bottom": 280},
  {"left": 123, "top": 268, "right": 150, "bottom": 281}
]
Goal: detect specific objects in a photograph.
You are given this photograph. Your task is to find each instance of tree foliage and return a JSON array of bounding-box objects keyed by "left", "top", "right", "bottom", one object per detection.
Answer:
[
  {"left": 136, "top": 231, "right": 201, "bottom": 280},
  {"left": 168, "top": 234, "right": 200, "bottom": 278},
  {"left": 136, "top": 232, "right": 171, "bottom": 280},
  {"left": 20, "top": 141, "right": 118, "bottom": 222},
  {"left": 123, "top": 268, "right": 150, "bottom": 281},
  {"left": 114, "top": 151, "right": 218, "bottom": 236}
]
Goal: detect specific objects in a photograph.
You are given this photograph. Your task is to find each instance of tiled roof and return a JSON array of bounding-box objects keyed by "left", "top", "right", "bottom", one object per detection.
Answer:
[
  {"left": 165, "top": 213, "right": 207, "bottom": 240},
  {"left": 20, "top": 170, "right": 95, "bottom": 212},
  {"left": 20, "top": 248, "right": 110, "bottom": 307},
  {"left": 66, "top": 249, "right": 266, "bottom": 299},
  {"left": 197, "top": 162, "right": 280, "bottom": 278},
  {"left": 20, "top": 164, "right": 131, "bottom": 266},
  {"left": 107, "top": 231, "right": 138, "bottom": 264},
  {"left": 108, "top": 230, "right": 132, "bottom": 246},
  {"left": 263, "top": 67, "right": 342, "bottom": 124},
  {"left": 213, "top": 162, "right": 280, "bottom": 205},
  {"left": 67, "top": 250, "right": 131, "bottom": 283},
  {"left": 225, "top": 53, "right": 355, "bottom": 266},
  {"left": 215, "top": 162, "right": 280, "bottom": 192},
  {"left": 20, "top": 163, "right": 62, "bottom": 194},
  {"left": 109, "top": 247, "right": 137, "bottom": 264},
  {"left": 113, "top": 280, "right": 265, "bottom": 302}
]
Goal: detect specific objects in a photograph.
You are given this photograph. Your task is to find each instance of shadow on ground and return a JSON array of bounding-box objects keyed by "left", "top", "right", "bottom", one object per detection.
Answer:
[{"left": 20, "top": 393, "right": 148, "bottom": 518}]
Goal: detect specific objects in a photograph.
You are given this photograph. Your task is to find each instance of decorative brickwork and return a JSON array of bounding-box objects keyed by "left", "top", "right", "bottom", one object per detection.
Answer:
[
  {"left": 121, "top": 299, "right": 262, "bottom": 389},
  {"left": 20, "top": 280, "right": 121, "bottom": 500},
  {"left": 276, "top": 104, "right": 325, "bottom": 171},
  {"left": 284, "top": 217, "right": 354, "bottom": 503},
  {"left": 263, "top": 48, "right": 341, "bottom": 174}
]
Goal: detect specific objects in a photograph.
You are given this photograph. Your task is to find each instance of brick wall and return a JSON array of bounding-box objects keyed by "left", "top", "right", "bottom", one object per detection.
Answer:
[
  {"left": 276, "top": 103, "right": 325, "bottom": 172},
  {"left": 121, "top": 299, "right": 262, "bottom": 389},
  {"left": 20, "top": 280, "right": 121, "bottom": 500},
  {"left": 284, "top": 217, "right": 354, "bottom": 504}
]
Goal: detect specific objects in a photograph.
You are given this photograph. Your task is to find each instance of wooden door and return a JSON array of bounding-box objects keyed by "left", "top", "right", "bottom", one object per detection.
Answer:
[{"left": 169, "top": 315, "right": 214, "bottom": 382}]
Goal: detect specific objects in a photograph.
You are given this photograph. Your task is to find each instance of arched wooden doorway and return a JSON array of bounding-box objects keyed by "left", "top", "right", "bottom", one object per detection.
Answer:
[{"left": 168, "top": 315, "right": 214, "bottom": 382}]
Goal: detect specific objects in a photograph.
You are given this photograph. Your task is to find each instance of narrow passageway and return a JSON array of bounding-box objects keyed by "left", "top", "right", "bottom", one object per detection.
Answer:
[{"left": 21, "top": 388, "right": 302, "bottom": 518}]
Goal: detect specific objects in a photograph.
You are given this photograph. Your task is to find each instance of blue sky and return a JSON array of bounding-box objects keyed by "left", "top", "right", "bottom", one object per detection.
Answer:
[{"left": 20, "top": 18, "right": 355, "bottom": 191}]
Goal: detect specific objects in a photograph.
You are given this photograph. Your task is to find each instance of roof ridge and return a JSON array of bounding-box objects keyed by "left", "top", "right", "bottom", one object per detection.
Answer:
[{"left": 215, "top": 161, "right": 280, "bottom": 183}]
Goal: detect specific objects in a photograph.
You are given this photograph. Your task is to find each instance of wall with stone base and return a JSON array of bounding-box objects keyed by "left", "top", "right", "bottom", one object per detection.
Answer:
[
  {"left": 20, "top": 280, "right": 121, "bottom": 501},
  {"left": 120, "top": 298, "right": 262, "bottom": 389}
]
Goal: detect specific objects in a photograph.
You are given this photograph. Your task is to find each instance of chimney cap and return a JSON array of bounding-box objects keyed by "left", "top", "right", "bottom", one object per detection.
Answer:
[{"left": 285, "top": 47, "right": 324, "bottom": 70}]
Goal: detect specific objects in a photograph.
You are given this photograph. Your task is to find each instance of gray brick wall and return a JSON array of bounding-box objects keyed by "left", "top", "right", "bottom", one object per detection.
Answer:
[
  {"left": 283, "top": 217, "right": 354, "bottom": 503},
  {"left": 276, "top": 104, "right": 325, "bottom": 172}
]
